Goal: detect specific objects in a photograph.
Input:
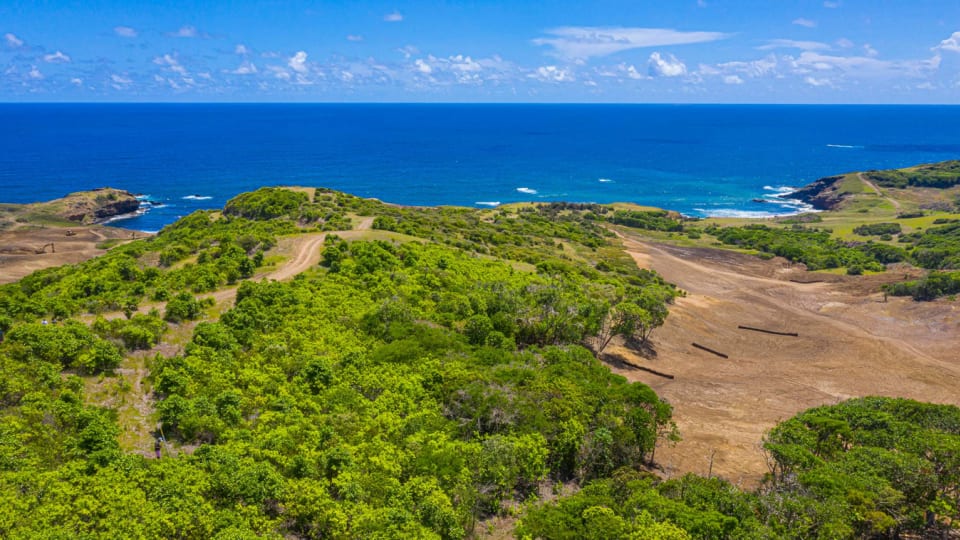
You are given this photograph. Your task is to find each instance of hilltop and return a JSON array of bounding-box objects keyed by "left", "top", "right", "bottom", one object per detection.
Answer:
[{"left": 0, "top": 170, "right": 959, "bottom": 538}]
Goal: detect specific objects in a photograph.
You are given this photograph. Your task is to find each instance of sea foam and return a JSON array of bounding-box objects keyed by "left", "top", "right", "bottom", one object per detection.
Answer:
[
  {"left": 475, "top": 201, "right": 500, "bottom": 207},
  {"left": 182, "top": 195, "right": 213, "bottom": 200}
]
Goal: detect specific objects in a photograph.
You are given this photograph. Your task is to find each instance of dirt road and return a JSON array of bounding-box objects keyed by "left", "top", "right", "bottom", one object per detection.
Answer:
[
  {"left": 858, "top": 172, "right": 902, "bottom": 212},
  {"left": 611, "top": 233, "right": 960, "bottom": 486}
]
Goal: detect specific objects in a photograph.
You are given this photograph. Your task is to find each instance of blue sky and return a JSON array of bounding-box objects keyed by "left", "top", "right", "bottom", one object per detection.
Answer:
[{"left": 2, "top": 0, "right": 960, "bottom": 103}]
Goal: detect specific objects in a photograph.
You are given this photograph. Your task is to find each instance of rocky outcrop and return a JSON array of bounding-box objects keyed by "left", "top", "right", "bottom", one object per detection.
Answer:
[
  {"left": 55, "top": 188, "right": 140, "bottom": 224},
  {"left": 781, "top": 175, "right": 847, "bottom": 210}
]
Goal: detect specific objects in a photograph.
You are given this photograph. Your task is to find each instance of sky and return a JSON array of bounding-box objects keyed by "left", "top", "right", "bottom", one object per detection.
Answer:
[{"left": 2, "top": 0, "right": 960, "bottom": 103}]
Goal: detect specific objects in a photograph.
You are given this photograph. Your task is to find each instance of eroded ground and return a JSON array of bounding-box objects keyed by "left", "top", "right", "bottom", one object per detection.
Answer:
[{"left": 610, "top": 231, "right": 960, "bottom": 487}]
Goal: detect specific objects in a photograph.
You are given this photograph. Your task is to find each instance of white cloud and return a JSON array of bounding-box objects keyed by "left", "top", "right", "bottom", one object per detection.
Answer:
[
  {"left": 415, "top": 59, "right": 432, "bottom": 74},
  {"left": 530, "top": 65, "right": 574, "bottom": 83},
  {"left": 648, "top": 51, "right": 687, "bottom": 77},
  {"left": 268, "top": 66, "right": 290, "bottom": 80},
  {"left": 169, "top": 25, "right": 198, "bottom": 38},
  {"left": 793, "top": 18, "right": 817, "bottom": 28},
  {"left": 863, "top": 44, "right": 878, "bottom": 57},
  {"left": 795, "top": 51, "right": 941, "bottom": 79},
  {"left": 757, "top": 39, "right": 829, "bottom": 51},
  {"left": 111, "top": 74, "right": 132, "bottom": 85},
  {"left": 346, "top": 34, "right": 363, "bottom": 42},
  {"left": 70, "top": 77, "right": 83, "bottom": 85},
  {"left": 288, "top": 51, "right": 308, "bottom": 73},
  {"left": 724, "top": 75, "right": 744, "bottom": 84},
  {"left": 397, "top": 45, "right": 419, "bottom": 59},
  {"left": 154, "top": 53, "right": 187, "bottom": 74},
  {"left": 823, "top": 1, "right": 840, "bottom": 7},
  {"left": 916, "top": 82, "right": 935, "bottom": 90},
  {"left": 114, "top": 26, "right": 137, "bottom": 38},
  {"left": 43, "top": 50, "right": 71, "bottom": 63},
  {"left": 235, "top": 44, "right": 249, "bottom": 55},
  {"left": 836, "top": 38, "right": 854, "bottom": 49},
  {"left": 804, "top": 76, "right": 831, "bottom": 86},
  {"left": 533, "top": 26, "right": 729, "bottom": 60},
  {"left": 717, "top": 55, "right": 779, "bottom": 78},
  {"left": 936, "top": 31, "right": 960, "bottom": 53},
  {"left": 28, "top": 66, "right": 43, "bottom": 79},
  {"left": 4, "top": 33, "right": 23, "bottom": 48},
  {"left": 231, "top": 61, "right": 258, "bottom": 75},
  {"left": 384, "top": 11, "right": 403, "bottom": 22}
]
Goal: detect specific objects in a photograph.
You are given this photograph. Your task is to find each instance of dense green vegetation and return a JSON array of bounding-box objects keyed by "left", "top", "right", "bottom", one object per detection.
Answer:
[
  {"left": 697, "top": 219, "right": 960, "bottom": 295},
  {"left": 2, "top": 185, "right": 960, "bottom": 538},
  {"left": 865, "top": 161, "right": 960, "bottom": 189},
  {"left": 704, "top": 224, "right": 901, "bottom": 272},
  {"left": 853, "top": 222, "right": 901, "bottom": 237},
  {"left": 520, "top": 397, "right": 960, "bottom": 539},
  {"left": 0, "top": 187, "right": 685, "bottom": 538}
]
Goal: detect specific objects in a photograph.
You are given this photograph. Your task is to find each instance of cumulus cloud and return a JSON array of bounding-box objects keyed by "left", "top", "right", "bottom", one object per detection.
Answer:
[
  {"left": 235, "top": 44, "right": 249, "bottom": 55},
  {"left": 169, "top": 25, "right": 199, "bottom": 38},
  {"left": 533, "top": 26, "right": 729, "bottom": 60},
  {"left": 154, "top": 53, "right": 187, "bottom": 74},
  {"left": 836, "top": 38, "right": 854, "bottom": 48},
  {"left": 28, "top": 66, "right": 43, "bottom": 79},
  {"left": 415, "top": 59, "right": 432, "bottom": 74},
  {"left": 288, "top": 51, "right": 309, "bottom": 73},
  {"left": 231, "top": 61, "right": 258, "bottom": 75},
  {"left": 114, "top": 26, "right": 137, "bottom": 38},
  {"left": 346, "top": 34, "right": 363, "bottom": 42},
  {"left": 384, "top": 11, "right": 403, "bottom": 22},
  {"left": 757, "top": 39, "right": 829, "bottom": 51},
  {"left": 863, "top": 44, "right": 878, "bottom": 57},
  {"left": 70, "top": 77, "right": 83, "bottom": 85},
  {"left": 530, "top": 65, "right": 574, "bottom": 83},
  {"left": 936, "top": 31, "right": 960, "bottom": 53},
  {"left": 717, "top": 55, "right": 779, "bottom": 78},
  {"left": 111, "top": 74, "right": 132, "bottom": 85},
  {"left": 648, "top": 51, "right": 687, "bottom": 77},
  {"left": 43, "top": 51, "right": 71, "bottom": 63},
  {"left": 397, "top": 45, "right": 419, "bottom": 59},
  {"left": 723, "top": 75, "right": 744, "bottom": 84},
  {"left": 792, "top": 18, "right": 817, "bottom": 28},
  {"left": 4, "top": 33, "right": 23, "bottom": 48}
]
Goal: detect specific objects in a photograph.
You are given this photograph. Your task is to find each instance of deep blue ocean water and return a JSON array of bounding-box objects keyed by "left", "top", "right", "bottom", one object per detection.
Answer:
[{"left": 2, "top": 103, "right": 960, "bottom": 232}]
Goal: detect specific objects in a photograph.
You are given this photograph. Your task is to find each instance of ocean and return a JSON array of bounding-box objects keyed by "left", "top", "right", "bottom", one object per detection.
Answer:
[{"left": 2, "top": 103, "right": 959, "bottom": 232}]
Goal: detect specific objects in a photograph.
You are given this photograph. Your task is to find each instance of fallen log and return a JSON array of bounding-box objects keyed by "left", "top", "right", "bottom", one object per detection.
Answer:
[
  {"left": 692, "top": 342, "right": 728, "bottom": 359},
  {"left": 602, "top": 353, "right": 675, "bottom": 379},
  {"left": 737, "top": 325, "right": 799, "bottom": 337}
]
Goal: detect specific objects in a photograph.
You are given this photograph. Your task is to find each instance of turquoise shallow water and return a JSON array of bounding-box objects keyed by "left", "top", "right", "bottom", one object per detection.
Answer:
[{"left": 2, "top": 103, "right": 959, "bottom": 231}]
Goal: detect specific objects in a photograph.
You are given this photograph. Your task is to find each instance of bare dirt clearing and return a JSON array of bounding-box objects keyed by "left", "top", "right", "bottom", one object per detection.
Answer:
[
  {"left": 610, "top": 231, "right": 960, "bottom": 487},
  {"left": 0, "top": 225, "right": 142, "bottom": 284}
]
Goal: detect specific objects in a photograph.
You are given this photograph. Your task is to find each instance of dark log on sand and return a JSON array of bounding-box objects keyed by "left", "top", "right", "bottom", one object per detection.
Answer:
[
  {"left": 738, "top": 325, "right": 799, "bottom": 337},
  {"left": 692, "top": 342, "right": 729, "bottom": 359}
]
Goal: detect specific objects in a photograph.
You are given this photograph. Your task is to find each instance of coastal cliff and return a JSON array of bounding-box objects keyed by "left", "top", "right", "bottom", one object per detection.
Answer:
[
  {"left": 782, "top": 174, "right": 848, "bottom": 210},
  {"left": 1, "top": 188, "right": 140, "bottom": 228}
]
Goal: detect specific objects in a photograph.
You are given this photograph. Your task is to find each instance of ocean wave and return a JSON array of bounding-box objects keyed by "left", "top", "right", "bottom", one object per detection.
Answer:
[
  {"left": 763, "top": 185, "right": 797, "bottom": 195},
  {"left": 598, "top": 178, "right": 614, "bottom": 183},
  {"left": 516, "top": 187, "right": 538, "bottom": 195},
  {"left": 475, "top": 201, "right": 500, "bottom": 207},
  {"left": 182, "top": 194, "right": 213, "bottom": 200},
  {"left": 826, "top": 144, "right": 863, "bottom": 149}
]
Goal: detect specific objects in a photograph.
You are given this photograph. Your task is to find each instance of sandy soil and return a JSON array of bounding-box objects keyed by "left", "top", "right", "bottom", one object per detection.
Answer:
[
  {"left": 610, "top": 231, "right": 960, "bottom": 488},
  {"left": 0, "top": 225, "right": 143, "bottom": 284}
]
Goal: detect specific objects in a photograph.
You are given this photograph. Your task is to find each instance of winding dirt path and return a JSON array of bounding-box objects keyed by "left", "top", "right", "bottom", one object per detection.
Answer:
[
  {"left": 858, "top": 172, "right": 902, "bottom": 211},
  {"left": 87, "top": 217, "right": 378, "bottom": 453},
  {"left": 610, "top": 232, "right": 960, "bottom": 487}
]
